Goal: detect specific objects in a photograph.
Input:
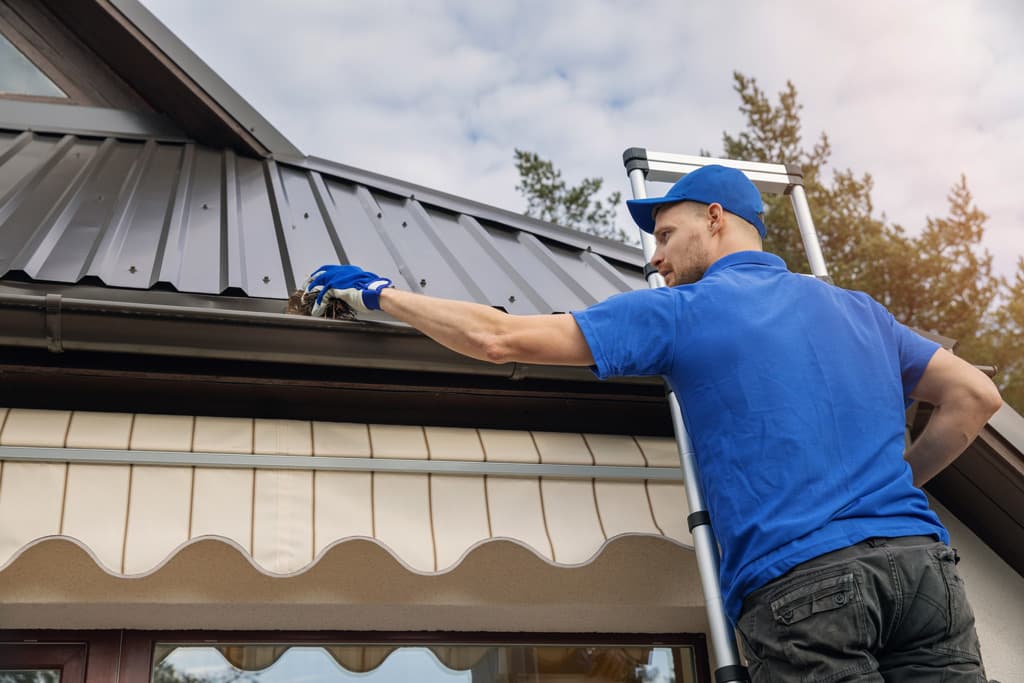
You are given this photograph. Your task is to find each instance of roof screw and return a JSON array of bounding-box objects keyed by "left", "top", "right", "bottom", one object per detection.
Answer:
[
  {"left": 419, "top": 278, "right": 427, "bottom": 288},
  {"left": 262, "top": 275, "right": 270, "bottom": 284},
  {"left": 376, "top": 212, "right": 382, "bottom": 219},
  {"left": 303, "top": 212, "right": 309, "bottom": 219},
  {"left": 291, "top": 224, "right": 296, "bottom": 230},
  {"left": 508, "top": 295, "right": 516, "bottom": 303},
  {"left": 97, "top": 194, "right": 103, "bottom": 201},
  {"left": 410, "top": 193, "right": 415, "bottom": 200},
  {"left": 249, "top": 127, "right": 255, "bottom": 132},
  {"left": 202, "top": 203, "right": 209, "bottom": 210},
  {"left": 129, "top": 265, "right": 137, "bottom": 274},
  {"left": 401, "top": 221, "right": 407, "bottom": 228}
]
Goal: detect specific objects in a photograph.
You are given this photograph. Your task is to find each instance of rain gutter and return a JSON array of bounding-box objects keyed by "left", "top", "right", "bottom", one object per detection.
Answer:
[{"left": 0, "top": 291, "right": 653, "bottom": 386}]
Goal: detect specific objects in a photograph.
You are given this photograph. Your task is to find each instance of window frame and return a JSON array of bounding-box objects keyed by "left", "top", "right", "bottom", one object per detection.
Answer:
[{"left": 2, "top": 630, "right": 711, "bottom": 683}]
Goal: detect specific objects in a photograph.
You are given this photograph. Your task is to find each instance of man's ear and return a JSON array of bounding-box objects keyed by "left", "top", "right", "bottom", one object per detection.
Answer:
[{"left": 707, "top": 203, "right": 724, "bottom": 234}]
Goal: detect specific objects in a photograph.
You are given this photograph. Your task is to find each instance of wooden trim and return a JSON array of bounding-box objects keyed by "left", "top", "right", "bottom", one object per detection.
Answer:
[
  {"left": 0, "top": 0, "right": 151, "bottom": 110},
  {"left": 0, "top": 92, "right": 71, "bottom": 104},
  {"left": 0, "top": 643, "right": 85, "bottom": 683},
  {"left": 91, "top": 0, "right": 267, "bottom": 153}
]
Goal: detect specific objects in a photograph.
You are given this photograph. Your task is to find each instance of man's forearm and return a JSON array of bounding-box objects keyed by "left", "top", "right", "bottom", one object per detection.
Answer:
[
  {"left": 377, "top": 288, "right": 595, "bottom": 367},
  {"left": 378, "top": 287, "right": 509, "bottom": 362},
  {"left": 904, "top": 405, "right": 988, "bottom": 486}
]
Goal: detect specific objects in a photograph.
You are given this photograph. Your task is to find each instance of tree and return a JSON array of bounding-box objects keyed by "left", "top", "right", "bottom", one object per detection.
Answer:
[
  {"left": 514, "top": 149, "right": 628, "bottom": 242},
  {"left": 890, "top": 176, "right": 1000, "bottom": 347},
  {"left": 721, "top": 73, "right": 909, "bottom": 297},
  {"left": 719, "top": 73, "right": 1020, "bottom": 412},
  {"left": 980, "top": 259, "right": 1024, "bottom": 412}
]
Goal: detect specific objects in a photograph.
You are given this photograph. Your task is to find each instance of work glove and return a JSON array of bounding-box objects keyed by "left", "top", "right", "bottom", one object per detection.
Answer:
[{"left": 304, "top": 265, "right": 393, "bottom": 316}]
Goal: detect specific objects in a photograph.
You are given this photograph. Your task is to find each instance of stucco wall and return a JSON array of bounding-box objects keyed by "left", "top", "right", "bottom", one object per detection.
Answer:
[{"left": 930, "top": 494, "right": 1024, "bottom": 682}]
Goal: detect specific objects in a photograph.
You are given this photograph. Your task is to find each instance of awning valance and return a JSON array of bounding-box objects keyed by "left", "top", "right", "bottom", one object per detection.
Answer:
[{"left": 0, "top": 408, "right": 702, "bottom": 631}]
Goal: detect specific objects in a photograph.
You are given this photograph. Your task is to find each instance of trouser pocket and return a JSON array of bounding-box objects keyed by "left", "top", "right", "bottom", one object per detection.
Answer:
[{"left": 739, "top": 568, "right": 875, "bottom": 682}]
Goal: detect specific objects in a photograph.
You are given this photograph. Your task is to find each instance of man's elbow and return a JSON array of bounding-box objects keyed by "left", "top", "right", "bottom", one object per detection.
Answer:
[
  {"left": 977, "top": 377, "right": 1003, "bottom": 421},
  {"left": 479, "top": 332, "right": 515, "bottom": 365}
]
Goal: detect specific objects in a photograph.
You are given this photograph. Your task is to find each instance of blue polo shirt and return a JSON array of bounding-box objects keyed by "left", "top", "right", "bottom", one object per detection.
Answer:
[{"left": 571, "top": 251, "right": 947, "bottom": 622}]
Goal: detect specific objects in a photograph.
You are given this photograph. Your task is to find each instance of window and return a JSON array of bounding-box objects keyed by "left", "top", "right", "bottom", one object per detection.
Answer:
[
  {"left": 0, "top": 644, "right": 86, "bottom": 683},
  {"left": 153, "top": 642, "right": 704, "bottom": 683},
  {"left": 0, "top": 30, "right": 66, "bottom": 99}
]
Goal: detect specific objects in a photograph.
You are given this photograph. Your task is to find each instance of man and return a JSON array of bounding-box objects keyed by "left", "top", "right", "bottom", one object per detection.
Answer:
[{"left": 305, "top": 165, "right": 1001, "bottom": 682}]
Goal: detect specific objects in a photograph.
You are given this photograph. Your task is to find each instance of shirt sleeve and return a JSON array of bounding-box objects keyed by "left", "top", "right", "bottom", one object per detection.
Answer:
[
  {"left": 888, "top": 313, "right": 941, "bottom": 404},
  {"left": 571, "top": 288, "right": 678, "bottom": 380}
]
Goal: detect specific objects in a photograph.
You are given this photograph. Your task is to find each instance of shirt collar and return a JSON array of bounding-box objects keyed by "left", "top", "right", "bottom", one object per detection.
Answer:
[{"left": 703, "top": 250, "right": 787, "bottom": 278}]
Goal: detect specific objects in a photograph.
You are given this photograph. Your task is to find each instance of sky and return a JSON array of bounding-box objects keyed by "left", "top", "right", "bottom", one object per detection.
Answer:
[{"left": 140, "top": 0, "right": 1023, "bottom": 280}]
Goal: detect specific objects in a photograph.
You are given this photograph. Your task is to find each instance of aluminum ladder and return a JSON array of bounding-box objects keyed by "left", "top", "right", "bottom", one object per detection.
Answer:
[{"left": 622, "top": 148, "right": 830, "bottom": 683}]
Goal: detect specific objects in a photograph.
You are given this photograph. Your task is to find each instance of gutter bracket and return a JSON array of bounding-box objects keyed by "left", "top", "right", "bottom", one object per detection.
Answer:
[{"left": 45, "top": 293, "right": 63, "bottom": 353}]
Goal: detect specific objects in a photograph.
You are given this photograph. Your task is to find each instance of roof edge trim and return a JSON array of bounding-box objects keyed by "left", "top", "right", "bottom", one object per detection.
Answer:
[{"left": 104, "top": 0, "right": 302, "bottom": 157}]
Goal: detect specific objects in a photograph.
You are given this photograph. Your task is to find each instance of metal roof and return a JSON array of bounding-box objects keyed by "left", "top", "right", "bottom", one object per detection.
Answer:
[{"left": 0, "top": 128, "right": 644, "bottom": 314}]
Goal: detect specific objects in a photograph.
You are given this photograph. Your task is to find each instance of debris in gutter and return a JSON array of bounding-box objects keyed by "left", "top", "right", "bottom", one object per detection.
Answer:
[{"left": 284, "top": 289, "right": 356, "bottom": 321}]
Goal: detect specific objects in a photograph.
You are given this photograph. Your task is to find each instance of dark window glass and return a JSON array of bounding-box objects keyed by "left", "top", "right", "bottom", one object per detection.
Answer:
[
  {"left": 0, "top": 672, "right": 61, "bottom": 683},
  {"left": 0, "top": 32, "right": 66, "bottom": 98}
]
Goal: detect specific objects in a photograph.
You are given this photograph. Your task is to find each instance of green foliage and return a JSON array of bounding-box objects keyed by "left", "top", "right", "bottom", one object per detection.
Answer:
[
  {"left": 514, "top": 149, "right": 628, "bottom": 242},
  {"left": 721, "top": 71, "right": 1019, "bottom": 411},
  {"left": 991, "top": 260, "right": 1024, "bottom": 410}
]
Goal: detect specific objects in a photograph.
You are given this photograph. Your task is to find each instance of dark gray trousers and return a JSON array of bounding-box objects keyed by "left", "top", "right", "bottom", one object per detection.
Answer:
[{"left": 736, "top": 536, "right": 987, "bottom": 682}]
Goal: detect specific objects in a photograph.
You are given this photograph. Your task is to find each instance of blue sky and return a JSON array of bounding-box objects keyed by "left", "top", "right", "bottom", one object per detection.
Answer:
[{"left": 140, "top": 0, "right": 1022, "bottom": 280}]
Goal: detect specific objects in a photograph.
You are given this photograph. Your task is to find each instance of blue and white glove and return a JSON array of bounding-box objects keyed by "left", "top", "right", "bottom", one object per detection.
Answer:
[{"left": 304, "top": 265, "right": 393, "bottom": 316}]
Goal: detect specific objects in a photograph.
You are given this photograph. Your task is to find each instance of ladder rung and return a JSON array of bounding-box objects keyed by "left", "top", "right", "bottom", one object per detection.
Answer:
[{"left": 623, "top": 148, "right": 803, "bottom": 196}]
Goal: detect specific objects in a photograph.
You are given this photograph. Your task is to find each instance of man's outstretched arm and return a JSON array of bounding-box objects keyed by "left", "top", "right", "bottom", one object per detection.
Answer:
[
  {"left": 379, "top": 288, "right": 595, "bottom": 367},
  {"left": 905, "top": 348, "right": 1002, "bottom": 487}
]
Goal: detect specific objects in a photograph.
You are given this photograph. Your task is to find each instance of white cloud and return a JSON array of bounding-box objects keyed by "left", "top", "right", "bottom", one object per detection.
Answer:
[{"left": 142, "top": 0, "right": 1023, "bottom": 277}]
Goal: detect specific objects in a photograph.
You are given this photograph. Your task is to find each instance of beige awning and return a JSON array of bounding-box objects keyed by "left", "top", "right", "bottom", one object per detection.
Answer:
[{"left": 0, "top": 408, "right": 704, "bottom": 631}]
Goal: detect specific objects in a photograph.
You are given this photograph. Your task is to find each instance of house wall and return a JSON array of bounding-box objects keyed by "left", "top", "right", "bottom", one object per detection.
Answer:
[{"left": 931, "top": 494, "right": 1024, "bottom": 682}]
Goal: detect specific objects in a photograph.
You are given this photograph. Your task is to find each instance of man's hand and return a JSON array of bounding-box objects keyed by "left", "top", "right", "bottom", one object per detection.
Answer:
[{"left": 304, "top": 265, "right": 393, "bottom": 316}]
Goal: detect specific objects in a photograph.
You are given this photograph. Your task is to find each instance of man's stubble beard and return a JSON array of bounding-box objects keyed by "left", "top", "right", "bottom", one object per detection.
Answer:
[{"left": 673, "top": 233, "right": 711, "bottom": 285}]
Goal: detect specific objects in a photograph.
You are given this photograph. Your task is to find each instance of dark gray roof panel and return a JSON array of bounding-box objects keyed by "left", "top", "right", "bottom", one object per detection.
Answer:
[{"left": 0, "top": 129, "right": 646, "bottom": 311}]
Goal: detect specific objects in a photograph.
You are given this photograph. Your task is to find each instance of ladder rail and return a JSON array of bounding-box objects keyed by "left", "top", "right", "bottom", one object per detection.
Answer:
[
  {"left": 626, "top": 163, "right": 748, "bottom": 683},
  {"left": 625, "top": 149, "right": 834, "bottom": 683}
]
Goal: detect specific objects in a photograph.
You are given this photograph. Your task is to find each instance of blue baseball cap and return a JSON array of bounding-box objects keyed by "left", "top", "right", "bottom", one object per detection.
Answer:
[{"left": 626, "top": 164, "right": 766, "bottom": 237}]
